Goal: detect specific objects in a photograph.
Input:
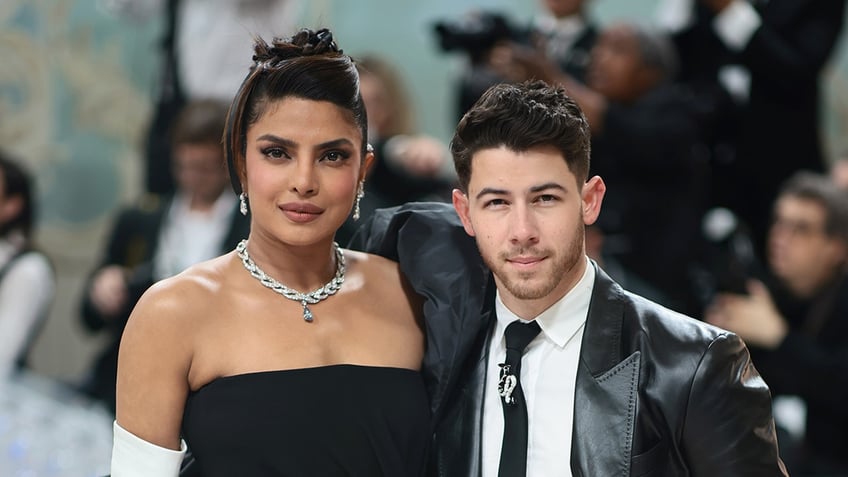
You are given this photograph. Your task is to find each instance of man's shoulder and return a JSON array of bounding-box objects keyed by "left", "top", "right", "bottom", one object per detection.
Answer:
[{"left": 595, "top": 269, "right": 734, "bottom": 352}]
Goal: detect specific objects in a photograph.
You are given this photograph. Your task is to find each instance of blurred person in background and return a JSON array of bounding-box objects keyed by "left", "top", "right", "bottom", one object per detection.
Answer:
[
  {"left": 435, "top": 0, "right": 598, "bottom": 120},
  {"left": 657, "top": 0, "right": 848, "bottom": 258},
  {"left": 78, "top": 99, "right": 248, "bottom": 412},
  {"left": 706, "top": 171, "right": 848, "bottom": 475},
  {"left": 0, "top": 152, "right": 54, "bottom": 379},
  {"left": 830, "top": 152, "right": 848, "bottom": 191},
  {"left": 105, "top": 0, "right": 301, "bottom": 195},
  {"left": 336, "top": 55, "right": 454, "bottom": 245}
]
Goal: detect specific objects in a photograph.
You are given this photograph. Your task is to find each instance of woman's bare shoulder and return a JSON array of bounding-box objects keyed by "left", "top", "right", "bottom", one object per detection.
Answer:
[
  {"left": 343, "top": 249, "right": 422, "bottom": 318},
  {"left": 125, "top": 254, "right": 233, "bottom": 337}
]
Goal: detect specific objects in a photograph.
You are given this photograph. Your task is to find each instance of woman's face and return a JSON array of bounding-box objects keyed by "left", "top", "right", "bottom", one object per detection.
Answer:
[{"left": 243, "top": 97, "right": 372, "bottom": 246}]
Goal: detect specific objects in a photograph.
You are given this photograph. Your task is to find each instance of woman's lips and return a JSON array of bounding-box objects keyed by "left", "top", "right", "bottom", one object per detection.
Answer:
[{"left": 279, "top": 202, "right": 324, "bottom": 223}]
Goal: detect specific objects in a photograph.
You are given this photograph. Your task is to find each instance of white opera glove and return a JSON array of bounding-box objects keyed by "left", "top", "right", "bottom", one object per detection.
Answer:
[{"left": 111, "top": 420, "right": 187, "bottom": 477}]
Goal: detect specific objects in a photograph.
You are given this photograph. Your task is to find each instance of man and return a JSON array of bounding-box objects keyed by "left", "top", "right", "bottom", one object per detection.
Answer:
[
  {"left": 79, "top": 99, "right": 248, "bottom": 411},
  {"left": 352, "top": 81, "right": 786, "bottom": 475},
  {"left": 657, "top": 0, "right": 847, "bottom": 255},
  {"left": 706, "top": 171, "right": 848, "bottom": 474}
]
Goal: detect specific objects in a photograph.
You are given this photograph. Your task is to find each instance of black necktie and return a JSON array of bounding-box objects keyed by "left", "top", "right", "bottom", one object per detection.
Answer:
[{"left": 498, "top": 320, "right": 542, "bottom": 477}]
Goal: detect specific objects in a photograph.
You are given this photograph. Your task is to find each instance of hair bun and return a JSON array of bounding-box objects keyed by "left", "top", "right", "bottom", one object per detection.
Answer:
[{"left": 252, "top": 28, "right": 342, "bottom": 68}]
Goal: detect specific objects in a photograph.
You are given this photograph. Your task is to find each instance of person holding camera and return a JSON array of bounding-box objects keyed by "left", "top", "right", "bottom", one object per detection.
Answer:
[
  {"left": 705, "top": 171, "right": 848, "bottom": 475},
  {"left": 436, "top": 0, "right": 598, "bottom": 120}
]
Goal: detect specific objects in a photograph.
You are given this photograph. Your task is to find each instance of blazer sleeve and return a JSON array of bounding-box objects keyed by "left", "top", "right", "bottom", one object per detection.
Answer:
[
  {"left": 348, "top": 202, "right": 491, "bottom": 423},
  {"left": 741, "top": 1, "right": 846, "bottom": 93},
  {"left": 79, "top": 207, "right": 155, "bottom": 332},
  {"left": 681, "top": 332, "right": 788, "bottom": 476}
]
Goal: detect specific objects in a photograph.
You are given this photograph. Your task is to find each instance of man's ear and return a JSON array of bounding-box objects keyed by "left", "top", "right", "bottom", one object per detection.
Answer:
[
  {"left": 581, "top": 175, "right": 606, "bottom": 225},
  {"left": 0, "top": 195, "right": 22, "bottom": 225},
  {"left": 452, "top": 188, "right": 476, "bottom": 237}
]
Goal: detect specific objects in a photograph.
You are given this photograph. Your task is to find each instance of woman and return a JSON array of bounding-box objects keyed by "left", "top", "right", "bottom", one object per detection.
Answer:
[
  {"left": 0, "top": 153, "right": 54, "bottom": 378},
  {"left": 111, "top": 29, "right": 428, "bottom": 476}
]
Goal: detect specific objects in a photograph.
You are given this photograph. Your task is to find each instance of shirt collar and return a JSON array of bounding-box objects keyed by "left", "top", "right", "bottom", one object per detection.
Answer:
[
  {"left": 534, "top": 13, "right": 588, "bottom": 40},
  {"left": 495, "top": 256, "right": 595, "bottom": 348},
  {"left": 169, "top": 190, "right": 238, "bottom": 222}
]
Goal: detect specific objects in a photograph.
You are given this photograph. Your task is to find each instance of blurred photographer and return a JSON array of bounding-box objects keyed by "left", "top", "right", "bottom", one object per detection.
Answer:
[
  {"left": 434, "top": 0, "right": 597, "bottom": 119},
  {"left": 706, "top": 171, "right": 848, "bottom": 475}
]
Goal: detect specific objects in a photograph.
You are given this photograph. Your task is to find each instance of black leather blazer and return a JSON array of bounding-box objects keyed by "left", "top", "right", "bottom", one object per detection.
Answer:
[{"left": 351, "top": 202, "right": 787, "bottom": 477}]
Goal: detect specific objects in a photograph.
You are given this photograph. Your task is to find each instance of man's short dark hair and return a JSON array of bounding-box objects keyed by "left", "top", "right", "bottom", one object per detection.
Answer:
[{"left": 451, "top": 80, "right": 591, "bottom": 191}]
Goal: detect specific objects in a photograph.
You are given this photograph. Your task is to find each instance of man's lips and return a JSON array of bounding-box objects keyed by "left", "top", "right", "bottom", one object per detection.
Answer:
[{"left": 506, "top": 256, "right": 545, "bottom": 267}]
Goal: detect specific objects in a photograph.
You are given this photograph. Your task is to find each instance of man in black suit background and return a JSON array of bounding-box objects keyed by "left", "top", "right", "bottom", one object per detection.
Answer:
[
  {"left": 658, "top": 0, "right": 848, "bottom": 255},
  {"left": 78, "top": 99, "right": 249, "bottom": 411},
  {"left": 353, "top": 80, "right": 787, "bottom": 476}
]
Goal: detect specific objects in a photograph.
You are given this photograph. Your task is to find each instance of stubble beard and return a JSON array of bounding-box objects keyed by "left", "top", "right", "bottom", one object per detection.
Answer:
[{"left": 480, "top": 225, "right": 585, "bottom": 301}]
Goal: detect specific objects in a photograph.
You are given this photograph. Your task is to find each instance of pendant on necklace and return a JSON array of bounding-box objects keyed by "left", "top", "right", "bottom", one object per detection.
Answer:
[{"left": 302, "top": 300, "right": 314, "bottom": 322}]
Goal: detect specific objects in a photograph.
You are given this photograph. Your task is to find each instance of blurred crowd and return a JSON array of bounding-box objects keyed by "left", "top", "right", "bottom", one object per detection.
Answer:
[{"left": 2, "top": 0, "right": 848, "bottom": 475}]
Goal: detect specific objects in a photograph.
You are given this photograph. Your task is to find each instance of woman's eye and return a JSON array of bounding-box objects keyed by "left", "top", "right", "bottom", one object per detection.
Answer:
[
  {"left": 322, "top": 151, "right": 349, "bottom": 162},
  {"left": 262, "top": 147, "right": 287, "bottom": 159}
]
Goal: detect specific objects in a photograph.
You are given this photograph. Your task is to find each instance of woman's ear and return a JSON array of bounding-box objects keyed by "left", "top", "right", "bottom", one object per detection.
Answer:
[{"left": 361, "top": 146, "right": 376, "bottom": 181}]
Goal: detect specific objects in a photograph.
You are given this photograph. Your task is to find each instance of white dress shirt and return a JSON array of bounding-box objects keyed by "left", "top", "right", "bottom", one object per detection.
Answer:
[
  {"left": 481, "top": 257, "right": 595, "bottom": 477},
  {"left": 655, "top": 0, "right": 762, "bottom": 102},
  {"left": 533, "top": 13, "right": 589, "bottom": 65},
  {"left": 153, "top": 191, "right": 237, "bottom": 280}
]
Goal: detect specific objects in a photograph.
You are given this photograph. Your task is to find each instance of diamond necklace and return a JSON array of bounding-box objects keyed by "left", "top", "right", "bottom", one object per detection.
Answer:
[{"left": 236, "top": 239, "right": 345, "bottom": 322}]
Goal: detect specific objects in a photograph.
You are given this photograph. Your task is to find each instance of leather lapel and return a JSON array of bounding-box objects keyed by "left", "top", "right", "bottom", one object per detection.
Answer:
[{"left": 571, "top": 263, "right": 640, "bottom": 477}]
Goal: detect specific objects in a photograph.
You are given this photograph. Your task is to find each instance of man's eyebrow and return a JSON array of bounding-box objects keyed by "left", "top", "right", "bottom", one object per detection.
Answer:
[
  {"left": 529, "top": 183, "right": 567, "bottom": 194},
  {"left": 475, "top": 187, "right": 507, "bottom": 200},
  {"left": 474, "top": 183, "right": 568, "bottom": 200}
]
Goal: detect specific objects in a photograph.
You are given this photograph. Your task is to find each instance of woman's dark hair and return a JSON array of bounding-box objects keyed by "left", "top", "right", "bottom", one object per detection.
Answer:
[
  {"left": 225, "top": 28, "right": 368, "bottom": 194},
  {"left": 0, "top": 152, "right": 34, "bottom": 241},
  {"left": 451, "top": 80, "right": 591, "bottom": 191}
]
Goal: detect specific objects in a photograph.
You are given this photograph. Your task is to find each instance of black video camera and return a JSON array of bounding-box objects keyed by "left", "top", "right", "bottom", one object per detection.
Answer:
[{"left": 432, "top": 11, "right": 526, "bottom": 64}]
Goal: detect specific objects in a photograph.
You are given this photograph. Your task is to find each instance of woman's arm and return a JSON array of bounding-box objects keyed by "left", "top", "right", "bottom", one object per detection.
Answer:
[{"left": 112, "top": 278, "right": 195, "bottom": 474}]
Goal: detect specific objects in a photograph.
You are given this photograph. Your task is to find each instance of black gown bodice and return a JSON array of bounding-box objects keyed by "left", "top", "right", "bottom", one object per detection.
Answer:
[{"left": 182, "top": 364, "right": 429, "bottom": 476}]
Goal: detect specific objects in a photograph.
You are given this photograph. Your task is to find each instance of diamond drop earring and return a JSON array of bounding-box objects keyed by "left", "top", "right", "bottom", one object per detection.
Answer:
[
  {"left": 239, "top": 192, "right": 248, "bottom": 216},
  {"left": 352, "top": 182, "right": 365, "bottom": 220}
]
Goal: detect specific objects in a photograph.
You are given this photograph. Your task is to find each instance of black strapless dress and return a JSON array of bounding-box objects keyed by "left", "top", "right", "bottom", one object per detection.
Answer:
[{"left": 182, "top": 364, "right": 429, "bottom": 476}]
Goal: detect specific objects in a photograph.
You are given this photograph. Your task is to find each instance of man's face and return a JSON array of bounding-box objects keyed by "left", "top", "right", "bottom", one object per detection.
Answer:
[
  {"left": 587, "top": 24, "right": 656, "bottom": 103},
  {"left": 542, "top": 0, "right": 585, "bottom": 18},
  {"left": 453, "top": 145, "right": 605, "bottom": 318},
  {"left": 768, "top": 195, "right": 847, "bottom": 296},
  {"left": 173, "top": 142, "right": 230, "bottom": 205}
]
